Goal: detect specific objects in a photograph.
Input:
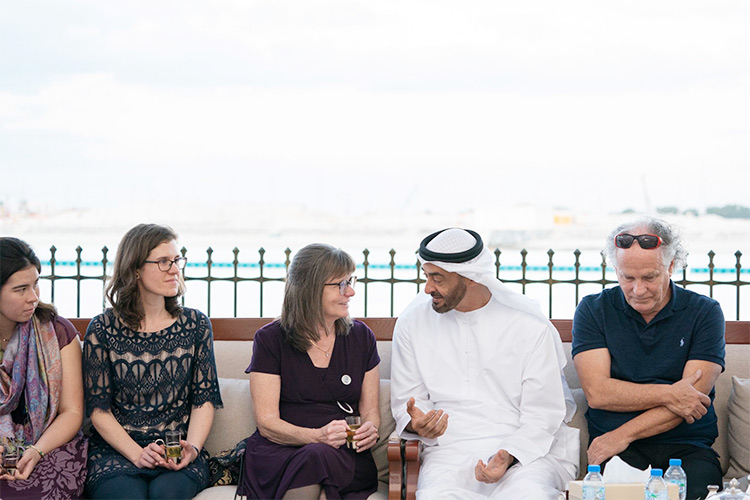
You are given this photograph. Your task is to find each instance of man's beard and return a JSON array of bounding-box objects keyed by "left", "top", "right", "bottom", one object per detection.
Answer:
[{"left": 431, "top": 279, "right": 467, "bottom": 313}]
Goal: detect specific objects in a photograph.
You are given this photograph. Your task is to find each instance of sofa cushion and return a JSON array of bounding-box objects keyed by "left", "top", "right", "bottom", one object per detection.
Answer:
[
  {"left": 377, "top": 341, "right": 392, "bottom": 379},
  {"left": 205, "top": 378, "right": 255, "bottom": 457},
  {"left": 372, "top": 379, "right": 396, "bottom": 484},
  {"left": 213, "top": 342, "right": 253, "bottom": 380},
  {"left": 570, "top": 388, "right": 589, "bottom": 479},
  {"left": 726, "top": 376, "right": 750, "bottom": 478},
  {"left": 193, "top": 484, "right": 237, "bottom": 500}
]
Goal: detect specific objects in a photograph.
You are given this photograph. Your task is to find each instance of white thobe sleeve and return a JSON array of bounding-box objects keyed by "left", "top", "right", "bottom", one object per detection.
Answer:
[
  {"left": 390, "top": 313, "right": 439, "bottom": 446},
  {"left": 497, "top": 324, "right": 568, "bottom": 465}
]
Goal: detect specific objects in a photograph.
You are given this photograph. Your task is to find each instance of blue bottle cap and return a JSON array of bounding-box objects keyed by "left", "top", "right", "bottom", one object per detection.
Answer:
[
  {"left": 587, "top": 464, "right": 601, "bottom": 473},
  {"left": 669, "top": 458, "right": 681, "bottom": 466},
  {"left": 651, "top": 468, "right": 663, "bottom": 476}
]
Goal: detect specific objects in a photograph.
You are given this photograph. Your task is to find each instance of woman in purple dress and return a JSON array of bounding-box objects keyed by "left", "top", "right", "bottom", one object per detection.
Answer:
[
  {"left": 241, "top": 244, "right": 381, "bottom": 500},
  {"left": 0, "top": 237, "right": 88, "bottom": 499}
]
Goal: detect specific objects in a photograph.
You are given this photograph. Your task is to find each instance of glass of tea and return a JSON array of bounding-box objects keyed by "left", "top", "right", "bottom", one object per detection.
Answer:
[
  {"left": 345, "top": 416, "right": 361, "bottom": 450},
  {"left": 2, "top": 437, "right": 23, "bottom": 475},
  {"left": 165, "top": 430, "right": 182, "bottom": 464}
]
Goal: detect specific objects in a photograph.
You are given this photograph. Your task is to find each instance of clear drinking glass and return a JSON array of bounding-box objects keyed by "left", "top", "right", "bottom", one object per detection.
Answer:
[
  {"left": 2, "top": 437, "right": 23, "bottom": 474},
  {"left": 165, "top": 430, "right": 182, "bottom": 463},
  {"left": 345, "top": 416, "right": 361, "bottom": 450}
]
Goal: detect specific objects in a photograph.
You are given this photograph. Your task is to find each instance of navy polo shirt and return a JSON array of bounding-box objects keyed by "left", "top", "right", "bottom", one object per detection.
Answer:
[{"left": 572, "top": 280, "right": 725, "bottom": 448}]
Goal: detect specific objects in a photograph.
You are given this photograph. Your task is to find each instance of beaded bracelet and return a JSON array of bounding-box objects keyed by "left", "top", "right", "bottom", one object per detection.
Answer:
[{"left": 28, "top": 444, "right": 44, "bottom": 458}]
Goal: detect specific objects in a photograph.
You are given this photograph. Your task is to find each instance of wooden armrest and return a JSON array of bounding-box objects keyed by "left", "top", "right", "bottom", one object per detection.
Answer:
[
  {"left": 386, "top": 432, "right": 422, "bottom": 500},
  {"left": 403, "top": 439, "right": 421, "bottom": 500},
  {"left": 387, "top": 432, "right": 403, "bottom": 500}
]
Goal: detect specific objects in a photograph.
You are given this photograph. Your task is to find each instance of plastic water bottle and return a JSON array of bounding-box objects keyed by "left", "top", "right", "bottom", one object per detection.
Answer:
[
  {"left": 664, "top": 458, "right": 687, "bottom": 500},
  {"left": 582, "top": 464, "right": 605, "bottom": 500},
  {"left": 645, "top": 468, "right": 668, "bottom": 500}
]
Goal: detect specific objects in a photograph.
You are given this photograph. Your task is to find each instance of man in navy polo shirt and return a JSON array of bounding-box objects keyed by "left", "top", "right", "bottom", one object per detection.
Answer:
[{"left": 572, "top": 217, "right": 725, "bottom": 499}]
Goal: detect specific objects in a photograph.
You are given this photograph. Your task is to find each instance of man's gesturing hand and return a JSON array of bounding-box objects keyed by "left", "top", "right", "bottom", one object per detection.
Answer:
[
  {"left": 406, "top": 397, "right": 448, "bottom": 439},
  {"left": 475, "top": 450, "right": 515, "bottom": 483}
]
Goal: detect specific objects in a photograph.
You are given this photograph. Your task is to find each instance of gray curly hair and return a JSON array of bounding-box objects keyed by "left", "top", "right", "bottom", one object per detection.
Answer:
[{"left": 604, "top": 216, "right": 688, "bottom": 270}]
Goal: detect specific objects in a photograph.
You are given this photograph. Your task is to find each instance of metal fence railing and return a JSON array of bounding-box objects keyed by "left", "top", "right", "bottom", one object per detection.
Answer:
[{"left": 39, "top": 245, "right": 748, "bottom": 320}]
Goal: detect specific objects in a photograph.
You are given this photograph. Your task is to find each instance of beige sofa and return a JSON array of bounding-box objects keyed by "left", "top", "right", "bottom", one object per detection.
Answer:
[{"left": 74, "top": 318, "right": 744, "bottom": 500}]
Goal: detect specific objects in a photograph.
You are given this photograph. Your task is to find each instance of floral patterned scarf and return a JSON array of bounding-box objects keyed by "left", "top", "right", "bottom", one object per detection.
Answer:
[{"left": 0, "top": 316, "right": 62, "bottom": 443}]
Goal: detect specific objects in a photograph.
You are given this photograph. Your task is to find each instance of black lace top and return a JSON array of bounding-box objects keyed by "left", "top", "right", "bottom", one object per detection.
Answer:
[{"left": 83, "top": 307, "right": 223, "bottom": 492}]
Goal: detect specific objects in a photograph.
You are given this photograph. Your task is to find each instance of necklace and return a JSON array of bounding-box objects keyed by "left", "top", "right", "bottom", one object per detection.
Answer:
[{"left": 310, "top": 337, "right": 334, "bottom": 357}]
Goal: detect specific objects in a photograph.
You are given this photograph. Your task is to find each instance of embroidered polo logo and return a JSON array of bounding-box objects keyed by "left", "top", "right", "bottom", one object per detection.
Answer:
[{"left": 680, "top": 338, "right": 685, "bottom": 347}]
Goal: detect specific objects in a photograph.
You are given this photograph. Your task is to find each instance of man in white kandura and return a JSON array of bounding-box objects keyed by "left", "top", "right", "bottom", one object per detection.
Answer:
[{"left": 391, "top": 228, "right": 579, "bottom": 499}]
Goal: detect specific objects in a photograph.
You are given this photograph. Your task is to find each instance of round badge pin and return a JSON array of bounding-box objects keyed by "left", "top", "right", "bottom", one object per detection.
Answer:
[{"left": 341, "top": 374, "right": 352, "bottom": 385}]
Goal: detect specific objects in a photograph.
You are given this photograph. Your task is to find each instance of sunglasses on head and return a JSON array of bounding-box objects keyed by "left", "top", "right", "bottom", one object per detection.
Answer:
[{"left": 614, "top": 233, "right": 663, "bottom": 249}]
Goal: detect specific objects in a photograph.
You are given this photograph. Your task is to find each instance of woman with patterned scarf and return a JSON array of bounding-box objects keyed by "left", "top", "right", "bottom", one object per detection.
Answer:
[{"left": 0, "top": 237, "right": 88, "bottom": 499}]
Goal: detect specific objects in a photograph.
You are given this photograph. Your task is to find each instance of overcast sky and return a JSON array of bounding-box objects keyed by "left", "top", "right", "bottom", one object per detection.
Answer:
[{"left": 1, "top": 1, "right": 749, "bottom": 218}]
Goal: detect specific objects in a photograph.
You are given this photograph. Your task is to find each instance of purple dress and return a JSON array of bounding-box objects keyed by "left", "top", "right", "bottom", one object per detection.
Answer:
[{"left": 240, "top": 320, "right": 380, "bottom": 500}]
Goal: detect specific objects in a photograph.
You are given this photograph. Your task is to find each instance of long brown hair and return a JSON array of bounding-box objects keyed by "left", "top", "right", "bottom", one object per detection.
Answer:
[
  {"left": 0, "top": 237, "right": 57, "bottom": 323},
  {"left": 280, "top": 243, "right": 355, "bottom": 352},
  {"left": 106, "top": 224, "right": 186, "bottom": 330}
]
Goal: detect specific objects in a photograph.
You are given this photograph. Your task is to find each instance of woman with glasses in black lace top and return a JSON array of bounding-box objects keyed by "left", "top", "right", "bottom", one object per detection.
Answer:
[{"left": 82, "top": 223, "right": 222, "bottom": 499}]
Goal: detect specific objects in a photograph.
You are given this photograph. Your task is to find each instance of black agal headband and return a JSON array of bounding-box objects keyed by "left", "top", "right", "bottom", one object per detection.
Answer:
[{"left": 418, "top": 229, "right": 484, "bottom": 263}]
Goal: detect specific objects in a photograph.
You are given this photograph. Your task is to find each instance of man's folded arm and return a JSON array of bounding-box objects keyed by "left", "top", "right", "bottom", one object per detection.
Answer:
[
  {"left": 574, "top": 348, "right": 710, "bottom": 418},
  {"left": 587, "top": 359, "right": 723, "bottom": 464}
]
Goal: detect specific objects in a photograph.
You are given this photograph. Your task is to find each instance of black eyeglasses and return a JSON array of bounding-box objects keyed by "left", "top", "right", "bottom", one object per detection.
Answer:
[
  {"left": 144, "top": 257, "right": 188, "bottom": 272},
  {"left": 324, "top": 276, "right": 357, "bottom": 295},
  {"left": 614, "top": 233, "right": 663, "bottom": 250}
]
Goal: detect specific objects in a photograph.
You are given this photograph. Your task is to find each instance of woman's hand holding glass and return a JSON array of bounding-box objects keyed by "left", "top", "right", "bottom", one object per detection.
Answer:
[
  {"left": 317, "top": 420, "right": 349, "bottom": 448},
  {"left": 161, "top": 439, "right": 199, "bottom": 471},
  {"left": 134, "top": 442, "right": 167, "bottom": 469},
  {"left": 0, "top": 438, "right": 36, "bottom": 480},
  {"left": 2, "top": 446, "right": 43, "bottom": 480},
  {"left": 351, "top": 421, "right": 379, "bottom": 453}
]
